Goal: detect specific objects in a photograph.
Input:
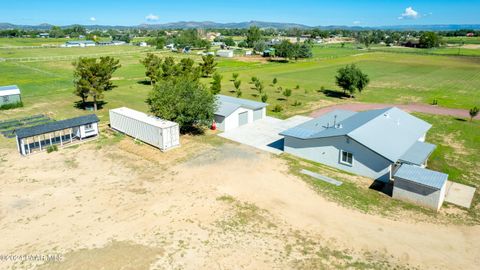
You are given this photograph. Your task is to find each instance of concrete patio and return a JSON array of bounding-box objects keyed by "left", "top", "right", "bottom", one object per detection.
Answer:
[{"left": 444, "top": 181, "right": 476, "bottom": 208}]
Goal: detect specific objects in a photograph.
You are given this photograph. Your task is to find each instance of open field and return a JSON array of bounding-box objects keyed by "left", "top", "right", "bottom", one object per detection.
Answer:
[
  {"left": 370, "top": 45, "right": 480, "bottom": 57},
  {"left": 0, "top": 39, "right": 479, "bottom": 268},
  {"left": 0, "top": 131, "right": 479, "bottom": 269},
  {"left": 443, "top": 36, "right": 480, "bottom": 45}
]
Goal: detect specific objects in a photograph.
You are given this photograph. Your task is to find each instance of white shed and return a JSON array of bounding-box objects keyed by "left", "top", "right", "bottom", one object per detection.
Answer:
[
  {"left": 109, "top": 107, "right": 180, "bottom": 151},
  {"left": 216, "top": 50, "right": 234, "bottom": 58},
  {"left": 214, "top": 95, "right": 267, "bottom": 132},
  {"left": 393, "top": 164, "right": 448, "bottom": 211}
]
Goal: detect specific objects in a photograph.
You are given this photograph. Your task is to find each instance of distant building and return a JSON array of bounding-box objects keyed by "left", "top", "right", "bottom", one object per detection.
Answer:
[
  {"left": 139, "top": 41, "right": 148, "bottom": 47},
  {"left": 38, "top": 33, "right": 49, "bottom": 38},
  {"left": 0, "top": 85, "right": 22, "bottom": 108},
  {"left": 216, "top": 50, "right": 234, "bottom": 58},
  {"left": 65, "top": 40, "right": 96, "bottom": 48},
  {"left": 466, "top": 33, "right": 475, "bottom": 37}
]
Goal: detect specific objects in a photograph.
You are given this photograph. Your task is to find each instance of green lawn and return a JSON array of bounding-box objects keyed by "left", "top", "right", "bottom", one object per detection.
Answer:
[
  {"left": 370, "top": 45, "right": 480, "bottom": 57},
  {"left": 443, "top": 36, "right": 480, "bottom": 45}
]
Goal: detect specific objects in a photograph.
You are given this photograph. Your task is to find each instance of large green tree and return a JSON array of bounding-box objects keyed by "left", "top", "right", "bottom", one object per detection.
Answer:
[
  {"left": 246, "top": 26, "right": 262, "bottom": 47},
  {"left": 419, "top": 32, "right": 442, "bottom": 48},
  {"left": 210, "top": 72, "right": 222, "bottom": 95},
  {"left": 335, "top": 64, "right": 370, "bottom": 97},
  {"left": 200, "top": 55, "right": 217, "bottom": 77},
  {"left": 73, "top": 56, "right": 121, "bottom": 110},
  {"left": 146, "top": 79, "right": 217, "bottom": 133},
  {"left": 140, "top": 53, "right": 162, "bottom": 85}
]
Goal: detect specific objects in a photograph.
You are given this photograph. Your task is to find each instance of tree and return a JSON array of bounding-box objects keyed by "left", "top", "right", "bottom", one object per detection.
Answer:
[
  {"left": 419, "top": 32, "right": 442, "bottom": 48},
  {"left": 237, "top": 40, "right": 248, "bottom": 48},
  {"left": 470, "top": 106, "right": 479, "bottom": 121},
  {"left": 272, "top": 77, "right": 278, "bottom": 86},
  {"left": 335, "top": 64, "right": 370, "bottom": 97},
  {"left": 261, "top": 94, "right": 268, "bottom": 103},
  {"left": 283, "top": 88, "right": 292, "bottom": 100},
  {"left": 146, "top": 78, "right": 216, "bottom": 133},
  {"left": 200, "top": 55, "right": 217, "bottom": 77},
  {"left": 224, "top": 37, "right": 236, "bottom": 47},
  {"left": 253, "top": 41, "right": 267, "bottom": 53},
  {"left": 232, "top": 73, "right": 239, "bottom": 81},
  {"left": 234, "top": 80, "right": 241, "bottom": 91},
  {"left": 140, "top": 53, "right": 162, "bottom": 85},
  {"left": 254, "top": 80, "right": 264, "bottom": 95},
  {"left": 73, "top": 56, "right": 121, "bottom": 111},
  {"left": 236, "top": 90, "right": 243, "bottom": 98},
  {"left": 275, "top": 40, "right": 295, "bottom": 60},
  {"left": 210, "top": 72, "right": 222, "bottom": 95},
  {"left": 246, "top": 26, "right": 262, "bottom": 47}
]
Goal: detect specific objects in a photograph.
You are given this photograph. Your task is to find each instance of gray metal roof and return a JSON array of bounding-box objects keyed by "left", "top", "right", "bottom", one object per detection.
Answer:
[
  {"left": 0, "top": 85, "right": 19, "bottom": 91},
  {"left": 15, "top": 114, "right": 99, "bottom": 139},
  {"left": 215, "top": 95, "right": 267, "bottom": 117},
  {"left": 215, "top": 101, "right": 241, "bottom": 117},
  {"left": 394, "top": 164, "right": 448, "bottom": 190},
  {"left": 280, "top": 107, "right": 433, "bottom": 162},
  {"left": 399, "top": 141, "right": 437, "bottom": 166}
]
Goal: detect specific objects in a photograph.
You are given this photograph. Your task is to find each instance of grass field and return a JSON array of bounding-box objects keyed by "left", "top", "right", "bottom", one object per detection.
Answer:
[
  {"left": 443, "top": 36, "right": 480, "bottom": 44},
  {"left": 0, "top": 39, "right": 478, "bottom": 222},
  {"left": 370, "top": 45, "right": 480, "bottom": 57}
]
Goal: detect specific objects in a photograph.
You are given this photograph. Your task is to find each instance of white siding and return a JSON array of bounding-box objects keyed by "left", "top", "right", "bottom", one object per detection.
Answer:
[
  {"left": 393, "top": 178, "right": 446, "bottom": 211},
  {"left": 109, "top": 109, "right": 180, "bottom": 151},
  {"left": 222, "top": 107, "right": 253, "bottom": 131},
  {"left": 79, "top": 123, "right": 99, "bottom": 139}
]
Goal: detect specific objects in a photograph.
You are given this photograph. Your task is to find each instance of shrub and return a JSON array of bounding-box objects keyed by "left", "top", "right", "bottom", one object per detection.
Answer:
[
  {"left": 0, "top": 101, "right": 23, "bottom": 110},
  {"left": 46, "top": 145, "right": 58, "bottom": 153},
  {"left": 272, "top": 104, "right": 283, "bottom": 113},
  {"left": 292, "top": 100, "right": 302, "bottom": 106},
  {"left": 261, "top": 94, "right": 268, "bottom": 103}
]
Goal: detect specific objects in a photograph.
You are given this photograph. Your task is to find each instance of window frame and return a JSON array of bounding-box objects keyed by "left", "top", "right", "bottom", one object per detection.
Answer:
[{"left": 340, "top": 150, "right": 354, "bottom": 166}]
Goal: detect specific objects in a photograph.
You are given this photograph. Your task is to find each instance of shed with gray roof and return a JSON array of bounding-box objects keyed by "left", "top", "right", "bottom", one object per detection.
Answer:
[
  {"left": 214, "top": 95, "right": 268, "bottom": 131},
  {"left": 393, "top": 164, "right": 448, "bottom": 210},
  {"left": 15, "top": 114, "right": 99, "bottom": 155}
]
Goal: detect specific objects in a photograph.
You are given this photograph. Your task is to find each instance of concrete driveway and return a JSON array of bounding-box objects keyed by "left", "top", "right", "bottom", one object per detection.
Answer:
[
  {"left": 218, "top": 116, "right": 312, "bottom": 154},
  {"left": 444, "top": 181, "right": 476, "bottom": 208}
]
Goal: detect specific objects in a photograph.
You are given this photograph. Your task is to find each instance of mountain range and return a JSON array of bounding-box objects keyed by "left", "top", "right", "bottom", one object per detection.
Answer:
[{"left": 1, "top": 21, "right": 480, "bottom": 31}]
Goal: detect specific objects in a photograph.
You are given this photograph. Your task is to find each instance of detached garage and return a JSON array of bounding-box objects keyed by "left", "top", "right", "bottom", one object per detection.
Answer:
[
  {"left": 214, "top": 95, "right": 267, "bottom": 132},
  {"left": 109, "top": 107, "right": 180, "bottom": 151},
  {"left": 393, "top": 164, "right": 448, "bottom": 211}
]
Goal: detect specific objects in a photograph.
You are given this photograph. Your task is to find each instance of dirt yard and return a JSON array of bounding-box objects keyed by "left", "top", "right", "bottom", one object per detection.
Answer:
[{"left": 0, "top": 136, "right": 479, "bottom": 269}]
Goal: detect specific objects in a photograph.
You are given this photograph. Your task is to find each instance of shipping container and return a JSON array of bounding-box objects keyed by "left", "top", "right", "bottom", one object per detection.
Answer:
[{"left": 109, "top": 107, "right": 180, "bottom": 151}]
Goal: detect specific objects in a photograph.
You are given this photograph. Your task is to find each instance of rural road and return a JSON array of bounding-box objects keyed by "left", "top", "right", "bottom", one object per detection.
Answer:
[{"left": 310, "top": 103, "right": 479, "bottom": 119}]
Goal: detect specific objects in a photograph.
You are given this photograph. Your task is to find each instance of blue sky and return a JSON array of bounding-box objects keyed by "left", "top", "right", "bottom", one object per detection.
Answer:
[{"left": 1, "top": 0, "right": 478, "bottom": 26}]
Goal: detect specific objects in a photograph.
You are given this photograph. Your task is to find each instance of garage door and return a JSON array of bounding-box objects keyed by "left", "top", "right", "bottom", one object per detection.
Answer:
[
  {"left": 238, "top": 111, "right": 249, "bottom": 126},
  {"left": 253, "top": 108, "right": 263, "bottom": 121}
]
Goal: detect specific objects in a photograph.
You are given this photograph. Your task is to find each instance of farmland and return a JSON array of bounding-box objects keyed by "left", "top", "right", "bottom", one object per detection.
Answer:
[{"left": 0, "top": 39, "right": 479, "bottom": 269}]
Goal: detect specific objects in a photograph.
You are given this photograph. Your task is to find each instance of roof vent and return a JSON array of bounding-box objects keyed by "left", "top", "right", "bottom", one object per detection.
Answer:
[
  {"left": 335, "top": 124, "right": 343, "bottom": 129},
  {"left": 384, "top": 113, "right": 390, "bottom": 118}
]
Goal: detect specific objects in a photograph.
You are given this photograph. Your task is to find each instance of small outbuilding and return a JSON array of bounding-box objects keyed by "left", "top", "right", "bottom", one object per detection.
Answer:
[
  {"left": 15, "top": 114, "right": 99, "bottom": 156},
  {"left": 216, "top": 50, "right": 234, "bottom": 58},
  {"left": 0, "top": 85, "right": 22, "bottom": 108},
  {"left": 393, "top": 164, "right": 448, "bottom": 211},
  {"left": 214, "top": 95, "right": 268, "bottom": 132},
  {"left": 109, "top": 107, "right": 180, "bottom": 151}
]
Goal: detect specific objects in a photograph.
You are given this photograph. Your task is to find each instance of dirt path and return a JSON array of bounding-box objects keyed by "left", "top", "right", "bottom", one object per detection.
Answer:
[
  {"left": 310, "top": 102, "right": 479, "bottom": 119},
  {"left": 0, "top": 140, "right": 479, "bottom": 269}
]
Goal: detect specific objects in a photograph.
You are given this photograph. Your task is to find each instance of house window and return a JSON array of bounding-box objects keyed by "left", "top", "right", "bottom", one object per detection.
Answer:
[
  {"left": 84, "top": 124, "right": 94, "bottom": 131},
  {"left": 340, "top": 150, "right": 353, "bottom": 166}
]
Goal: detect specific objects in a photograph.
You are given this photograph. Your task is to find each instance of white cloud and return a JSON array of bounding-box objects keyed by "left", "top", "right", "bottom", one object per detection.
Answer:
[
  {"left": 145, "top": 14, "right": 159, "bottom": 22},
  {"left": 353, "top": 21, "right": 361, "bottom": 25},
  {"left": 90, "top": 17, "right": 96, "bottom": 22},
  {"left": 398, "top": 7, "right": 420, "bottom": 20}
]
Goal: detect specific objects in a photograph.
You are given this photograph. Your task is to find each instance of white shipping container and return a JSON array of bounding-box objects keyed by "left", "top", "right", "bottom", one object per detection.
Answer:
[{"left": 109, "top": 107, "right": 180, "bottom": 151}]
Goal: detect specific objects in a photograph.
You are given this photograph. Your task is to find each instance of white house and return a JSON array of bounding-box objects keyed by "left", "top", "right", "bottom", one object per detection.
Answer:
[
  {"left": 139, "top": 41, "right": 148, "bottom": 47},
  {"left": 214, "top": 95, "right": 267, "bottom": 132},
  {"left": 216, "top": 50, "right": 234, "bottom": 58},
  {"left": 109, "top": 107, "right": 180, "bottom": 152}
]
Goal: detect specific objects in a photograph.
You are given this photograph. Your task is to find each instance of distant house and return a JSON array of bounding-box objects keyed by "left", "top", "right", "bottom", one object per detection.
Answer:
[
  {"left": 0, "top": 85, "right": 22, "bottom": 108},
  {"left": 15, "top": 114, "right": 100, "bottom": 155},
  {"left": 216, "top": 50, "right": 234, "bottom": 58},
  {"left": 38, "top": 33, "right": 49, "bottom": 38},
  {"left": 139, "top": 41, "right": 148, "bottom": 47},
  {"left": 262, "top": 48, "right": 275, "bottom": 57},
  {"left": 65, "top": 40, "right": 96, "bottom": 48},
  {"left": 466, "top": 33, "right": 475, "bottom": 37},
  {"left": 402, "top": 40, "right": 420, "bottom": 48},
  {"left": 112, "top": 40, "right": 126, "bottom": 46},
  {"left": 214, "top": 95, "right": 267, "bottom": 131},
  {"left": 281, "top": 108, "right": 436, "bottom": 182}
]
